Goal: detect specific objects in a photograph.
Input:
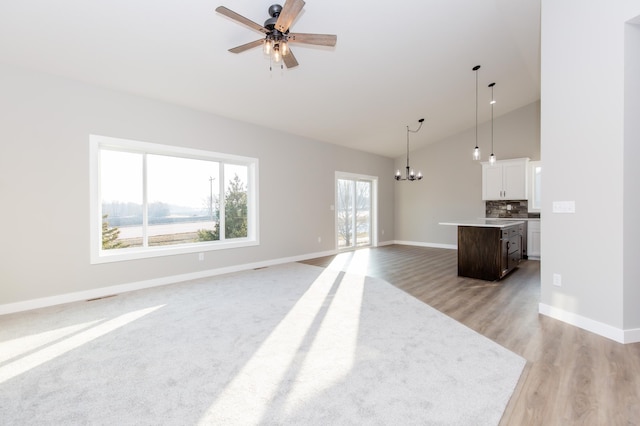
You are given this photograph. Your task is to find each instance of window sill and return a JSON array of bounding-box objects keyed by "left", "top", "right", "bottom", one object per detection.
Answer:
[{"left": 90, "top": 238, "right": 259, "bottom": 264}]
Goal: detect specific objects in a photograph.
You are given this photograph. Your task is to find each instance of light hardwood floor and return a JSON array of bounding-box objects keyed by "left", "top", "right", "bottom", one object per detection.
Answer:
[{"left": 300, "top": 245, "right": 640, "bottom": 425}]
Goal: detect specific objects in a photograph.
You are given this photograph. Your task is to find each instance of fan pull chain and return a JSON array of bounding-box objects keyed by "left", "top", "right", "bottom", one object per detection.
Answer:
[{"left": 267, "top": 56, "right": 284, "bottom": 72}]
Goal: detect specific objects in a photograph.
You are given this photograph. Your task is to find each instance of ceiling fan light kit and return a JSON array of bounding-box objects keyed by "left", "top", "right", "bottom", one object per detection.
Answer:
[{"left": 216, "top": 0, "right": 337, "bottom": 70}]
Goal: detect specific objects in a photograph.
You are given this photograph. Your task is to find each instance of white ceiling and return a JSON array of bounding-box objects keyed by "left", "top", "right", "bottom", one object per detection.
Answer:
[{"left": 0, "top": 0, "right": 540, "bottom": 158}]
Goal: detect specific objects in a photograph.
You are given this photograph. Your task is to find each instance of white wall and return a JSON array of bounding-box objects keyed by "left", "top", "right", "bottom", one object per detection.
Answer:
[
  {"left": 394, "top": 101, "right": 540, "bottom": 246},
  {"left": 0, "top": 63, "right": 394, "bottom": 307},
  {"left": 540, "top": 0, "right": 640, "bottom": 340},
  {"left": 624, "top": 18, "right": 640, "bottom": 329}
]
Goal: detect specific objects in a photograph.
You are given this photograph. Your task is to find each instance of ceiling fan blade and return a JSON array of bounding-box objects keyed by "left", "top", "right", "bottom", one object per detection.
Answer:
[
  {"left": 288, "top": 33, "right": 337, "bottom": 47},
  {"left": 283, "top": 49, "right": 299, "bottom": 69},
  {"left": 228, "top": 39, "right": 264, "bottom": 54},
  {"left": 275, "top": 0, "right": 305, "bottom": 33},
  {"left": 216, "top": 6, "right": 269, "bottom": 34}
]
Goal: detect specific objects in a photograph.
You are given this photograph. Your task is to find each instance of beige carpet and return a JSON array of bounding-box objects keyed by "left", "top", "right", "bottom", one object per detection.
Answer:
[{"left": 0, "top": 262, "right": 525, "bottom": 425}]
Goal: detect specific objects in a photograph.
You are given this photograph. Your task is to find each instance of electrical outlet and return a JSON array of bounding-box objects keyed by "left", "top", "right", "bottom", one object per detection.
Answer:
[
  {"left": 553, "top": 273, "right": 562, "bottom": 287},
  {"left": 317, "top": 236, "right": 322, "bottom": 243},
  {"left": 198, "top": 253, "right": 204, "bottom": 261}
]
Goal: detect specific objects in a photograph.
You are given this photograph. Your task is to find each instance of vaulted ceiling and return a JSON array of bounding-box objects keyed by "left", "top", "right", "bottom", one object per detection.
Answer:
[{"left": 0, "top": 0, "right": 540, "bottom": 158}]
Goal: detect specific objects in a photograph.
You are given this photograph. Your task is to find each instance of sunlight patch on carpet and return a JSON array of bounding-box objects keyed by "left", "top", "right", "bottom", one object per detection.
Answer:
[
  {"left": 0, "top": 305, "right": 164, "bottom": 384},
  {"left": 199, "top": 266, "right": 351, "bottom": 425},
  {"left": 281, "top": 270, "right": 364, "bottom": 416}
]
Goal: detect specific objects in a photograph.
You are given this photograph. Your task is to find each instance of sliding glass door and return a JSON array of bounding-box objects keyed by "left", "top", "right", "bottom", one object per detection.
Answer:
[{"left": 336, "top": 173, "right": 377, "bottom": 250}]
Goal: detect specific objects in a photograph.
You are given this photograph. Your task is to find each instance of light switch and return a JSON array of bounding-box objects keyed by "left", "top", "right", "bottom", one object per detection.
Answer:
[{"left": 552, "top": 201, "right": 576, "bottom": 213}]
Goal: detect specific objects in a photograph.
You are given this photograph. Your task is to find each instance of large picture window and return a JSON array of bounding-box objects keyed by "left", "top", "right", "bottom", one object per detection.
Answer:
[{"left": 90, "top": 135, "right": 258, "bottom": 264}]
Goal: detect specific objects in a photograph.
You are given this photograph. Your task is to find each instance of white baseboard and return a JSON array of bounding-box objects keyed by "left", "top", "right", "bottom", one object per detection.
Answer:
[
  {"left": 394, "top": 240, "right": 457, "bottom": 250},
  {"left": 623, "top": 327, "right": 640, "bottom": 344},
  {"left": 0, "top": 249, "right": 338, "bottom": 316},
  {"left": 539, "top": 303, "right": 640, "bottom": 344}
]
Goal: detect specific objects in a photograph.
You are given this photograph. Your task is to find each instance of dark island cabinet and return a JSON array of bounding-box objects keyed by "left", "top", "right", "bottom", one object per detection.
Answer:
[{"left": 457, "top": 224, "right": 523, "bottom": 281}]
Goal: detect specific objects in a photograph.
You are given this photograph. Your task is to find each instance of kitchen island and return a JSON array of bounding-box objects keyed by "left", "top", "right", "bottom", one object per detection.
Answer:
[{"left": 440, "top": 220, "right": 525, "bottom": 281}]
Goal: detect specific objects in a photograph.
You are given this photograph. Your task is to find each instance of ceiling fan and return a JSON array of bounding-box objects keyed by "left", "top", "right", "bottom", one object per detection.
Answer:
[{"left": 215, "top": 0, "right": 337, "bottom": 69}]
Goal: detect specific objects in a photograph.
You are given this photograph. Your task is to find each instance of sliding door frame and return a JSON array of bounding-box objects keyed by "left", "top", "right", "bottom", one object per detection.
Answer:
[{"left": 335, "top": 171, "right": 378, "bottom": 251}]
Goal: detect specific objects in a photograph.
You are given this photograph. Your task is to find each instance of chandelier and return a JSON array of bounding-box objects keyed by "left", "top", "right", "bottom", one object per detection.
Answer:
[{"left": 395, "top": 118, "right": 425, "bottom": 181}]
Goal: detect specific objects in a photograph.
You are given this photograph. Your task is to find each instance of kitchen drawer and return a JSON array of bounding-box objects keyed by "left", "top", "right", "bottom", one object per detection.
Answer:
[
  {"left": 508, "top": 236, "right": 520, "bottom": 253},
  {"left": 502, "top": 225, "right": 520, "bottom": 239}
]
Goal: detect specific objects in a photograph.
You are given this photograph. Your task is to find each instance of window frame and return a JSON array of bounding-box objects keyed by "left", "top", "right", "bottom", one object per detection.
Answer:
[{"left": 90, "top": 135, "right": 259, "bottom": 264}]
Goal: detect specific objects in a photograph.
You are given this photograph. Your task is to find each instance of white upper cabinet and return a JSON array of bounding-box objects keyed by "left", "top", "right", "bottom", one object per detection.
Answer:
[{"left": 482, "top": 158, "right": 529, "bottom": 200}]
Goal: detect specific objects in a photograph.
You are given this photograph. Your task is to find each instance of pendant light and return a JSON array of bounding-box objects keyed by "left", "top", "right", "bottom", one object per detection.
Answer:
[
  {"left": 472, "top": 65, "right": 481, "bottom": 161},
  {"left": 394, "top": 118, "right": 425, "bottom": 181},
  {"left": 488, "top": 82, "right": 497, "bottom": 165}
]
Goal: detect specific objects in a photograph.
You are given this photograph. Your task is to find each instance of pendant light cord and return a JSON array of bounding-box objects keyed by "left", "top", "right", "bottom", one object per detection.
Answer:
[
  {"left": 472, "top": 65, "right": 481, "bottom": 159},
  {"left": 406, "top": 119, "right": 424, "bottom": 168},
  {"left": 475, "top": 70, "right": 478, "bottom": 146},
  {"left": 491, "top": 93, "right": 494, "bottom": 154},
  {"left": 406, "top": 126, "right": 410, "bottom": 169},
  {"left": 489, "top": 82, "right": 496, "bottom": 157}
]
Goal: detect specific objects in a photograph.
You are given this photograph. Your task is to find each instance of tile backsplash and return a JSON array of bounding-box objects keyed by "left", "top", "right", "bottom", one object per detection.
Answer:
[{"left": 485, "top": 200, "right": 529, "bottom": 218}]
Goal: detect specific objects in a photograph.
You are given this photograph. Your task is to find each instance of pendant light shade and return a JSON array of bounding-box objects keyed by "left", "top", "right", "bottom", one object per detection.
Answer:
[{"left": 472, "top": 65, "right": 481, "bottom": 161}]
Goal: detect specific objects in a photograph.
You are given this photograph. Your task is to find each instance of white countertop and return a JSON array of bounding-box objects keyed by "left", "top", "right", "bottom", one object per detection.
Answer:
[
  {"left": 439, "top": 219, "right": 526, "bottom": 228},
  {"left": 483, "top": 217, "right": 540, "bottom": 221}
]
